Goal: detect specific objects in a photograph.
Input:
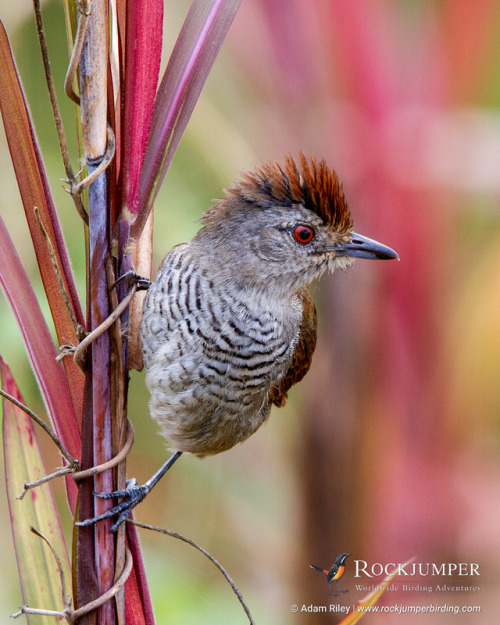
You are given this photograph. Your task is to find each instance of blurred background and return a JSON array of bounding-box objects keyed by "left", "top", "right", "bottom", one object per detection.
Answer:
[{"left": 1, "top": 1, "right": 500, "bottom": 623}]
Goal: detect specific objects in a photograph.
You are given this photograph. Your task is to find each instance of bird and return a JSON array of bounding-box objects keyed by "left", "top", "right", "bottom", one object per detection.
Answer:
[
  {"left": 77, "top": 153, "right": 398, "bottom": 530},
  {"left": 310, "top": 552, "right": 352, "bottom": 595}
]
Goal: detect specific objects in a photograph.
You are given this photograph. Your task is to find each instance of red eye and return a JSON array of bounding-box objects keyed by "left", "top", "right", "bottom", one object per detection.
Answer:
[{"left": 293, "top": 225, "right": 314, "bottom": 244}]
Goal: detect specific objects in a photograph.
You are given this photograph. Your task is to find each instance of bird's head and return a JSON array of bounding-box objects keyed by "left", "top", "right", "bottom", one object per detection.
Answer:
[
  {"left": 195, "top": 154, "right": 398, "bottom": 295},
  {"left": 336, "top": 552, "right": 352, "bottom": 566}
]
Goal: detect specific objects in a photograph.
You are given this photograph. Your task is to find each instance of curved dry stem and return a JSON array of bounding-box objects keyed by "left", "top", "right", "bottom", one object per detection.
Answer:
[
  {"left": 73, "top": 418, "right": 134, "bottom": 481},
  {"left": 129, "top": 519, "right": 256, "bottom": 625},
  {"left": 73, "top": 283, "right": 136, "bottom": 369},
  {"left": 71, "top": 124, "right": 116, "bottom": 196},
  {"left": 12, "top": 546, "right": 134, "bottom": 623},
  {"left": 70, "top": 545, "right": 133, "bottom": 622},
  {"left": 73, "top": 281, "right": 136, "bottom": 370}
]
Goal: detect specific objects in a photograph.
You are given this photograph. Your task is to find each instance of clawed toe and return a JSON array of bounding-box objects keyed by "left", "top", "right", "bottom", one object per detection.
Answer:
[
  {"left": 75, "top": 452, "right": 182, "bottom": 532},
  {"left": 113, "top": 270, "right": 151, "bottom": 291},
  {"left": 75, "top": 480, "right": 150, "bottom": 531}
]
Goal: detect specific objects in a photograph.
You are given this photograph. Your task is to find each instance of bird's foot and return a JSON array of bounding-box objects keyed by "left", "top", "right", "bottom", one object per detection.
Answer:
[
  {"left": 330, "top": 590, "right": 347, "bottom": 597},
  {"left": 112, "top": 270, "right": 151, "bottom": 291},
  {"left": 75, "top": 478, "right": 149, "bottom": 532},
  {"left": 76, "top": 452, "right": 182, "bottom": 532}
]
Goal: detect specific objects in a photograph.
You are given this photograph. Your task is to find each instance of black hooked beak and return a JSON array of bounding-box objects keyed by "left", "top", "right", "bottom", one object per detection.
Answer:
[{"left": 336, "top": 232, "right": 399, "bottom": 260}]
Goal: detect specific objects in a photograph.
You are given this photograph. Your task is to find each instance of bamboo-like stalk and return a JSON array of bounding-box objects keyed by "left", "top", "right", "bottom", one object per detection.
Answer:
[
  {"left": 79, "top": 1, "right": 108, "bottom": 159},
  {"left": 77, "top": 2, "right": 116, "bottom": 624}
]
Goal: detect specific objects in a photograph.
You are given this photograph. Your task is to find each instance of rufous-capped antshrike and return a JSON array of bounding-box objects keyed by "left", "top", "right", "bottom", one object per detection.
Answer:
[{"left": 77, "top": 154, "right": 398, "bottom": 530}]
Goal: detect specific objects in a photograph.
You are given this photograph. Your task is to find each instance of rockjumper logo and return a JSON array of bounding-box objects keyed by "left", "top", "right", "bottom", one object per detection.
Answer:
[
  {"left": 310, "top": 553, "right": 351, "bottom": 596},
  {"left": 354, "top": 560, "right": 480, "bottom": 578}
]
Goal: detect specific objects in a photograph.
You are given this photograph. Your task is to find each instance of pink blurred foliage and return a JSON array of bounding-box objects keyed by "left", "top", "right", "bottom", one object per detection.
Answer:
[{"left": 228, "top": 0, "right": 500, "bottom": 576}]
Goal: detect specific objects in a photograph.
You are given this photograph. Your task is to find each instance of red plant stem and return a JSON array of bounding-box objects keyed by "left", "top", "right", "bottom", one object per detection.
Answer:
[
  {"left": 118, "top": 0, "right": 163, "bottom": 218},
  {"left": 75, "top": 373, "right": 99, "bottom": 619},
  {"left": 124, "top": 522, "right": 155, "bottom": 625}
]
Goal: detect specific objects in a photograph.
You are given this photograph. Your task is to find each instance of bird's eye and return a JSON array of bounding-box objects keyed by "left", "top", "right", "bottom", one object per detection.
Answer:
[{"left": 293, "top": 225, "right": 314, "bottom": 244}]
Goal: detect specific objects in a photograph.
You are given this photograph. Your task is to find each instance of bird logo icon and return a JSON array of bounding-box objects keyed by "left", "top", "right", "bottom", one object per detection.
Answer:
[{"left": 310, "top": 552, "right": 352, "bottom": 596}]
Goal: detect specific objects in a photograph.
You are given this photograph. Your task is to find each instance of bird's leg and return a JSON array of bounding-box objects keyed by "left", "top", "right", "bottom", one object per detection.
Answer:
[
  {"left": 328, "top": 582, "right": 338, "bottom": 597},
  {"left": 75, "top": 451, "right": 183, "bottom": 531},
  {"left": 334, "top": 581, "right": 347, "bottom": 594}
]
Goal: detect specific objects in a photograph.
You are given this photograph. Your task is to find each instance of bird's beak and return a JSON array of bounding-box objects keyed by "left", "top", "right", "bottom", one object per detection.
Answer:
[{"left": 336, "top": 232, "right": 399, "bottom": 260}]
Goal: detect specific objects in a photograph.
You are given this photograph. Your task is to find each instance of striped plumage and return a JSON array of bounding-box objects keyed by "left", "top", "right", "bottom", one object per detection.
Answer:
[
  {"left": 141, "top": 243, "right": 307, "bottom": 454},
  {"left": 140, "top": 154, "right": 398, "bottom": 456}
]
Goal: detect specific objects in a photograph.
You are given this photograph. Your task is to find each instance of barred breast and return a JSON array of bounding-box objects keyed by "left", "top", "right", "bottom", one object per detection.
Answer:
[{"left": 140, "top": 243, "right": 303, "bottom": 455}]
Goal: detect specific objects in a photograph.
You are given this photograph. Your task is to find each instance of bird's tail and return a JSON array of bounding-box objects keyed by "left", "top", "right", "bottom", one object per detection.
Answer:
[{"left": 310, "top": 564, "right": 329, "bottom": 575}]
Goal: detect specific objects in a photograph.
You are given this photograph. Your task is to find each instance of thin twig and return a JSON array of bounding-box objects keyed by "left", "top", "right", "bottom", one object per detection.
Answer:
[
  {"left": 129, "top": 520, "right": 257, "bottom": 625},
  {"left": 18, "top": 466, "right": 74, "bottom": 501},
  {"left": 34, "top": 207, "right": 82, "bottom": 336},
  {"left": 30, "top": 526, "right": 72, "bottom": 610},
  {"left": 12, "top": 606, "right": 67, "bottom": 620},
  {"left": 32, "top": 0, "right": 88, "bottom": 224},
  {"left": 0, "top": 388, "right": 78, "bottom": 467},
  {"left": 64, "top": 0, "right": 92, "bottom": 106}
]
